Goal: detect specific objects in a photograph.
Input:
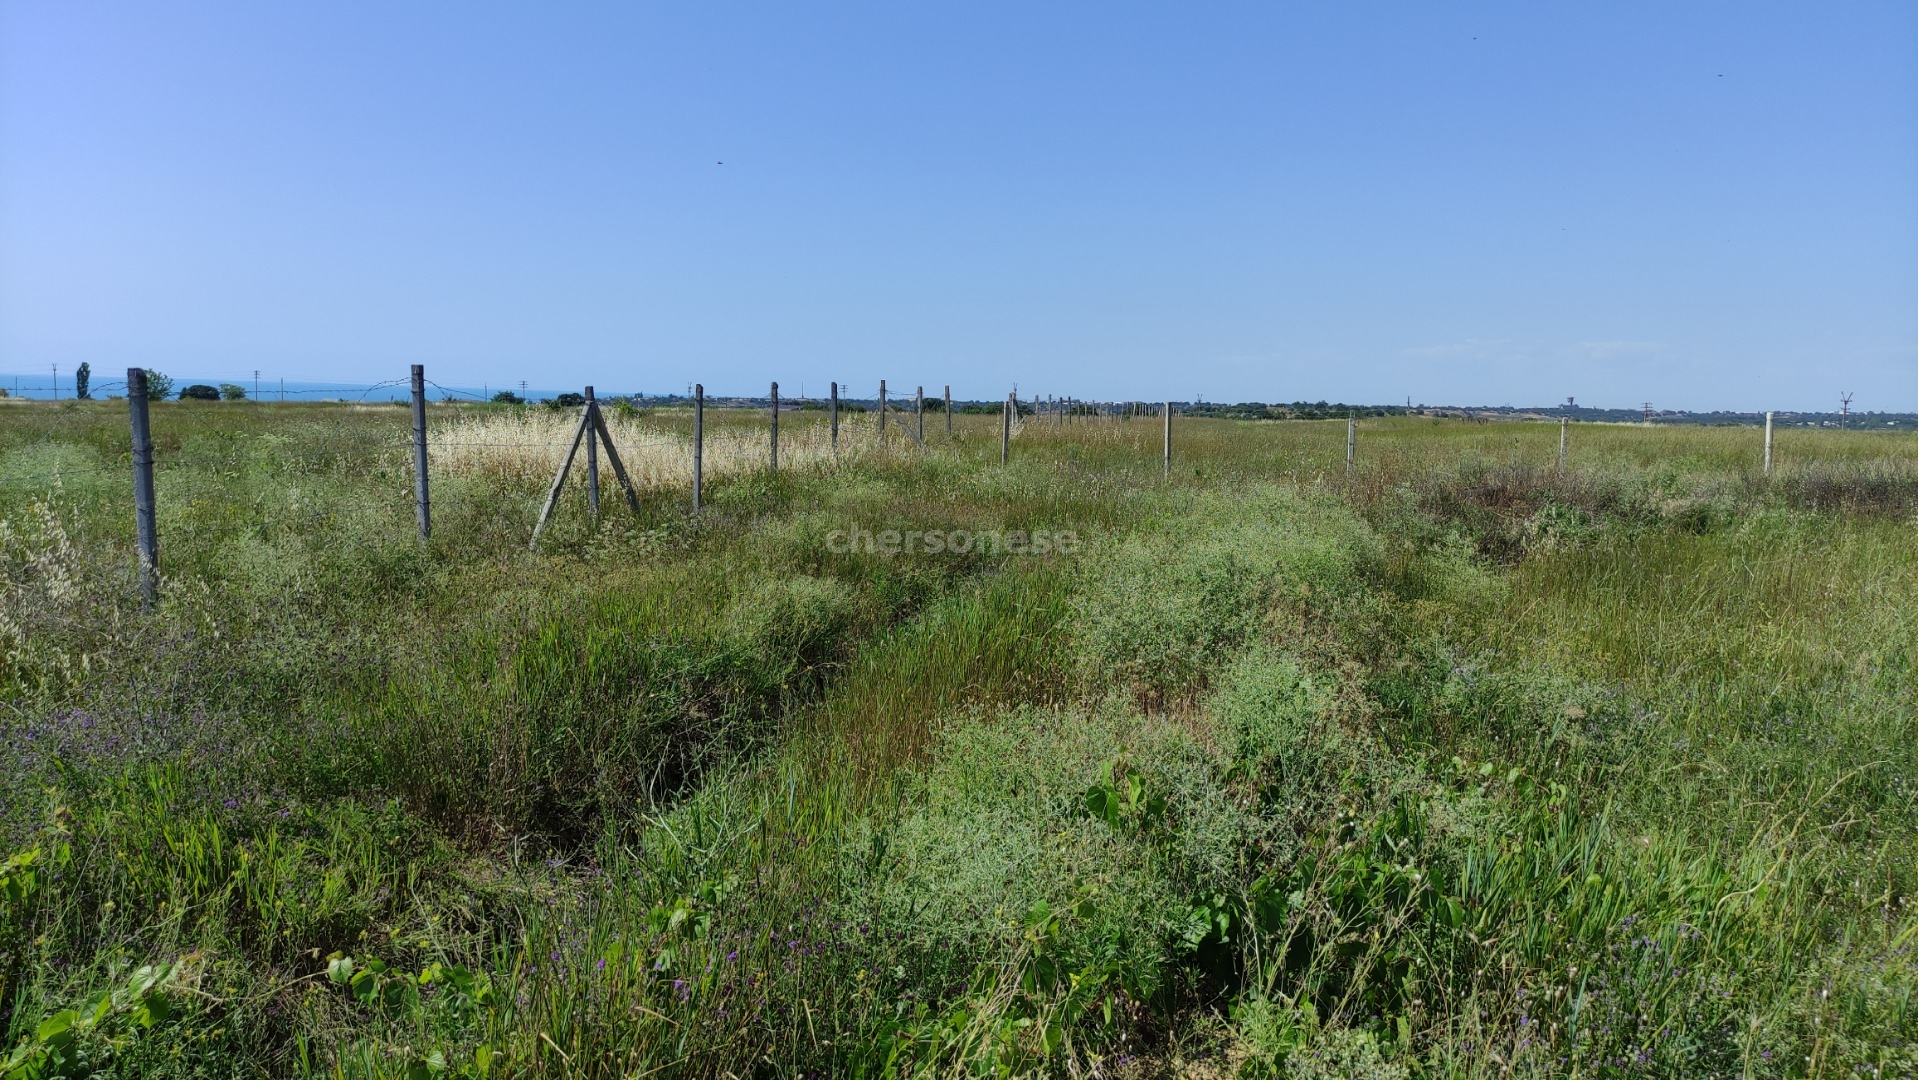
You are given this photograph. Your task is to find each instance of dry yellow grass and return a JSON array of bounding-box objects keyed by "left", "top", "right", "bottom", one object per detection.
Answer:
[{"left": 428, "top": 406, "right": 1010, "bottom": 490}]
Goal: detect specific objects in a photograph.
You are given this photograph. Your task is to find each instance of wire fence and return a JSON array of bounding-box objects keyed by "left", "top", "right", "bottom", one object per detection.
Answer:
[{"left": 8, "top": 365, "right": 1915, "bottom": 533}]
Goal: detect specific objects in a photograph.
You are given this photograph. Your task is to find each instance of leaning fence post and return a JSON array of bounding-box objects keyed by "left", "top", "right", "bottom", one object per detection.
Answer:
[
  {"left": 1764, "top": 411, "right": 1774, "bottom": 475},
  {"left": 944, "top": 384, "right": 952, "bottom": 437},
  {"left": 830, "top": 381, "right": 840, "bottom": 452},
  {"left": 878, "top": 380, "right": 887, "bottom": 439},
  {"left": 584, "top": 386, "right": 601, "bottom": 520},
  {"left": 770, "top": 381, "right": 780, "bottom": 472},
  {"left": 915, "top": 386, "right": 925, "bottom": 445},
  {"left": 529, "top": 402, "right": 592, "bottom": 550},
  {"left": 128, "top": 368, "right": 159, "bottom": 609},
  {"left": 1346, "top": 416, "right": 1356, "bottom": 474},
  {"left": 1163, "top": 401, "right": 1172, "bottom": 478},
  {"left": 693, "top": 383, "right": 705, "bottom": 511},
  {"left": 1558, "top": 416, "right": 1569, "bottom": 476},
  {"left": 411, "top": 364, "right": 430, "bottom": 542},
  {"left": 587, "top": 399, "right": 641, "bottom": 513}
]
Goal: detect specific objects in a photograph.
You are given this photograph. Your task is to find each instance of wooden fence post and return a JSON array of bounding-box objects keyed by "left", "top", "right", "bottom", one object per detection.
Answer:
[
  {"left": 127, "top": 368, "right": 159, "bottom": 609},
  {"left": 830, "top": 381, "right": 839, "bottom": 452},
  {"left": 915, "top": 386, "right": 925, "bottom": 445},
  {"left": 878, "top": 380, "right": 887, "bottom": 439},
  {"left": 694, "top": 383, "right": 704, "bottom": 511},
  {"left": 1764, "top": 411, "right": 1774, "bottom": 475},
  {"left": 944, "top": 384, "right": 952, "bottom": 437},
  {"left": 1558, "top": 416, "right": 1568, "bottom": 476},
  {"left": 411, "top": 364, "right": 430, "bottom": 542},
  {"left": 1346, "top": 416, "right": 1356, "bottom": 474},
  {"left": 770, "top": 381, "right": 779, "bottom": 472},
  {"left": 584, "top": 386, "right": 600, "bottom": 520}
]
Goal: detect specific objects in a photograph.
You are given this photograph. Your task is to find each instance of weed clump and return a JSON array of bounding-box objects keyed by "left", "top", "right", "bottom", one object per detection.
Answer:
[{"left": 1073, "top": 490, "right": 1381, "bottom": 703}]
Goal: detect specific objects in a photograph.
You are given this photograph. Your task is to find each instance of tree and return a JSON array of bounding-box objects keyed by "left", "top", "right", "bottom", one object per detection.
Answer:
[
  {"left": 219, "top": 383, "right": 247, "bottom": 401},
  {"left": 75, "top": 362, "right": 91, "bottom": 400},
  {"left": 143, "top": 371, "right": 175, "bottom": 400},
  {"left": 491, "top": 390, "right": 524, "bottom": 404},
  {"left": 179, "top": 384, "right": 220, "bottom": 401},
  {"left": 552, "top": 392, "right": 586, "bottom": 408}
]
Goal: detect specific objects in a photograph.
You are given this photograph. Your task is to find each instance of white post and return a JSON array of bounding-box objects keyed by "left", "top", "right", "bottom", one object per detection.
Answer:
[
  {"left": 1163, "top": 401, "right": 1172, "bottom": 477},
  {"left": 1764, "top": 411, "right": 1774, "bottom": 476}
]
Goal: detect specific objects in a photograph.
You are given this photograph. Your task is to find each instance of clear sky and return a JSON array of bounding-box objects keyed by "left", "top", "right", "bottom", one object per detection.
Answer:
[{"left": 4, "top": 2, "right": 1914, "bottom": 409}]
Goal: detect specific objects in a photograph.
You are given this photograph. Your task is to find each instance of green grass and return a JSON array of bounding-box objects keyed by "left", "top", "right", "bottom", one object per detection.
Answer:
[{"left": 1, "top": 399, "right": 1914, "bottom": 1077}]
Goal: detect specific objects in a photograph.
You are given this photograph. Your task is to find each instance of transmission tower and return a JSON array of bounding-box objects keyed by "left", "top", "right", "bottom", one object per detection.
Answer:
[
  {"left": 1840, "top": 392, "right": 1853, "bottom": 428},
  {"left": 1643, "top": 402, "right": 1653, "bottom": 424}
]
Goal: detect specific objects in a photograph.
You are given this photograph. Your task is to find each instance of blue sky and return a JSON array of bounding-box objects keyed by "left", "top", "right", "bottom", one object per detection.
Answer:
[{"left": 3, "top": 2, "right": 1914, "bottom": 409}]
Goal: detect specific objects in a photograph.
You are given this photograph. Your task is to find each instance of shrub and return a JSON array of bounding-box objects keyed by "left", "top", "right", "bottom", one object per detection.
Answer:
[
  {"left": 1073, "top": 489, "right": 1381, "bottom": 701},
  {"left": 218, "top": 382, "right": 246, "bottom": 401},
  {"left": 178, "top": 384, "right": 219, "bottom": 401},
  {"left": 1209, "top": 648, "right": 1358, "bottom": 819},
  {"left": 490, "top": 390, "right": 523, "bottom": 404}
]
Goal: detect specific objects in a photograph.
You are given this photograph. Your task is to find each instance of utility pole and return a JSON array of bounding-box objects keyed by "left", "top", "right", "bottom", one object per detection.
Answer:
[
  {"left": 1840, "top": 392, "right": 1853, "bottom": 429},
  {"left": 254, "top": 370, "right": 260, "bottom": 400}
]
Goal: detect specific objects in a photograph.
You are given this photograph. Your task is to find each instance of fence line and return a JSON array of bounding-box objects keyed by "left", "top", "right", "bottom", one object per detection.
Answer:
[{"left": 14, "top": 366, "right": 1866, "bottom": 610}]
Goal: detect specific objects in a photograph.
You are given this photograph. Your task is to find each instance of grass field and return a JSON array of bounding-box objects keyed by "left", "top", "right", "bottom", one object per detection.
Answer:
[{"left": 2, "top": 399, "right": 1915, "bottom": 1078}]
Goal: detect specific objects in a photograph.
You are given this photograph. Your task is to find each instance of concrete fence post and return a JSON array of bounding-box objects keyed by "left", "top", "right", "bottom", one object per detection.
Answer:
[
  {"left": 584, "top": 386, "right": 600, "bottom": 519},
  {"left": 127, "top": 368, "right": 159, "bottom": 609},
  {"left": 1163, "top": 401, "right": 1172, "bottom": 478},
  {"left": 411, "top": 364, "right": 430, "bottom": 542},
  {"left": 693, "top": 384, "right": 705, "bottom": 511}
]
